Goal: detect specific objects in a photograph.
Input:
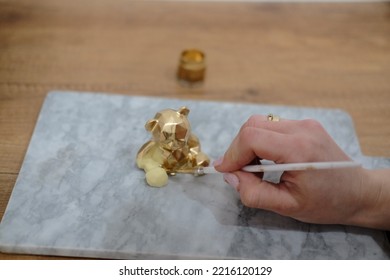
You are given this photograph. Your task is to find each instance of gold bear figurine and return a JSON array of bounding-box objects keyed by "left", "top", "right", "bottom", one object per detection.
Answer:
[{"left": 136, "top": 106, "right": 210, "bottom": 187}]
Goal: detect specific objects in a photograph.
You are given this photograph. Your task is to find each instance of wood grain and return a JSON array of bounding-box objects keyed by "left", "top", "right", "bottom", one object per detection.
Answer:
[{"left": 1, "top": 0, "right": 389, "bottom": 259}]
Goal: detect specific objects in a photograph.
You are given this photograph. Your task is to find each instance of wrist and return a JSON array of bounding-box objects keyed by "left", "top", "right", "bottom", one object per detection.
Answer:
[{"left": 348, "top": 169, "right": 390, "bottom": 230}]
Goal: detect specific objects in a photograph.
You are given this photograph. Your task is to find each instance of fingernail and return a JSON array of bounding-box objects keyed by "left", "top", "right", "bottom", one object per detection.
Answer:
[
  {"left": 223, "top": 173, "right": 239, "bottom": 191},
  {"left": 213, "top": 157, "right": 224, "bottom": 167}
]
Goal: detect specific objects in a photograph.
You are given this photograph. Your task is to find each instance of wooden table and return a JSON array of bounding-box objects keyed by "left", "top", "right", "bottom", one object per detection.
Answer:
[{"left": 1, "top": 0, "right": 389, "bottom": 259}]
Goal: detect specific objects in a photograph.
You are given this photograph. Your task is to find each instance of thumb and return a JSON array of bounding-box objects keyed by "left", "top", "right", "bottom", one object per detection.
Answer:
[{"left": 224, "top": 171, "right": 298, "bottom": 215}]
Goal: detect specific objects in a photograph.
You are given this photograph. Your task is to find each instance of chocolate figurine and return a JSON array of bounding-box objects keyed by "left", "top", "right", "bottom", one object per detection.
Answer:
[{"left": 136, "top": 107, "right": 210, "bottom": 187}]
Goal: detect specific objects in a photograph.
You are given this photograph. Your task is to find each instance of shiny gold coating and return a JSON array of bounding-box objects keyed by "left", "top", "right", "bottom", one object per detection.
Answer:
[
  {"left": 267, "top": 113, "right": 280, "bottom": 122},
  {"left": 177, "top": 49, "right": 206, "bottom": 84},
  {"left": 136, "top": 106, "right": 210, "bottom": 187}
]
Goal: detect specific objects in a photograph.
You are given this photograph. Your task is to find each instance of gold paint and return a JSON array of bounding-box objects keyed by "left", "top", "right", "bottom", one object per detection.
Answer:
[
  {"left": 177, "top": 49, "right": 206, "bottom": 84},
  {"left": 137, "top": 106, "right": 210, "bottom": 187}
]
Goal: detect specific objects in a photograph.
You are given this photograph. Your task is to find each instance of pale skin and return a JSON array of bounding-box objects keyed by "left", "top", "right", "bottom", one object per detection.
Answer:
[{"left": 214, "top": 115, "right": 390, "bottom": 230}]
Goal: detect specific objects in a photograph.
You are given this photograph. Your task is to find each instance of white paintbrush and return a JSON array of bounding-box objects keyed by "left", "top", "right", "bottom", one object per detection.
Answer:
[{"left": 177, "top": 161, "right": 361, "bottom": 176}]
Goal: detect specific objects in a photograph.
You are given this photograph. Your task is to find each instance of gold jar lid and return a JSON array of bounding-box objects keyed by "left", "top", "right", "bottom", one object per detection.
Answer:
[{"left": 177, "top": 49, "right": 206, "bottom": 84}]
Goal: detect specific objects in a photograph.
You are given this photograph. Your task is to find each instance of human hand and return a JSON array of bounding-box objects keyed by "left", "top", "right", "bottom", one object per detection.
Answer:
[{"left": 214, "top": 115, "right": 382, "bottom": 227}]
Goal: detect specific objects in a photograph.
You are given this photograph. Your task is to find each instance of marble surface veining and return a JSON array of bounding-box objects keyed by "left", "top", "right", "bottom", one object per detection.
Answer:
[{"left": 0, "top": 91, "right": 389, "bottom": 259}]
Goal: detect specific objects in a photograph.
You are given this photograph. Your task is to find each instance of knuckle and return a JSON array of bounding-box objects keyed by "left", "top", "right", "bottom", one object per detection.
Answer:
[
  {"left": 301, "top": 119, "right": 323, "bottom": 132},
  {"left": 245, "top": 115, "right": 262, "bottom": 127},
  {"left": 240, "top": 115, "right": 260, "bottom": 133}
]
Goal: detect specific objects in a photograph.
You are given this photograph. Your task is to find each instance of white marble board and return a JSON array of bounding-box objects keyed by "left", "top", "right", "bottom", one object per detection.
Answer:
[{"left": 0, "top": 91, "right": 389, "bottom": 259}]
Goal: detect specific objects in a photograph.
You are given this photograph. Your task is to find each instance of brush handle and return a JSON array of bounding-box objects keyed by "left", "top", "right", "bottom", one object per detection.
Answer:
[{"left": 198, "top": 161, "right": 360, "bottom": 175}]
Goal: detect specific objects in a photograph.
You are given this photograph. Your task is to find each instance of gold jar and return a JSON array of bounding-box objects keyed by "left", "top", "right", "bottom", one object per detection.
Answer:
[{"left": 177, "top": 49, "right": 206, "bottom": 85}]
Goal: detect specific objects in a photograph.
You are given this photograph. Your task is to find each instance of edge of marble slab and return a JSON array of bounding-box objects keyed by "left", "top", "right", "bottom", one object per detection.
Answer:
[
  {"left": 1, "top": 225, "right": 388, "bottom": 260},
  {"left": 0, "top": 244, "right": 231, "bottom": 260}
]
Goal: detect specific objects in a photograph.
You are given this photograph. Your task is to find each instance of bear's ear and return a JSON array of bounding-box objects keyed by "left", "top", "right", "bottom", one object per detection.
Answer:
[
  {"left": 178, "top": 106, "right": 189, "bottom": 116},
  {"left": 145, "top": 119, "right": 158, "bottom": 132}
]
